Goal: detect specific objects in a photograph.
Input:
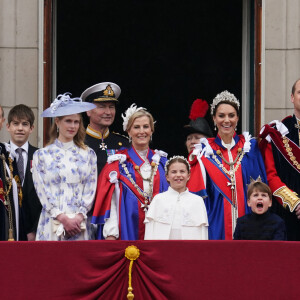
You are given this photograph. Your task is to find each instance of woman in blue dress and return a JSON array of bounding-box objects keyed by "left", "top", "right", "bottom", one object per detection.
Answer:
[{"left": 32, "top": 93, "right": 97, "bottom": 241}]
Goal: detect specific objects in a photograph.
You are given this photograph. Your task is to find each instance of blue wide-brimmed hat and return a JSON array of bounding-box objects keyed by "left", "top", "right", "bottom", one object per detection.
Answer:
[{"left": 41, "top": 93, "right": 96, "bottom": 117}]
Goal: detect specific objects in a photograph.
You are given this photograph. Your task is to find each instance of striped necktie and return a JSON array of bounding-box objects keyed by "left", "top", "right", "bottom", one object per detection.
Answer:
[{"left": 16, "top": 148, "right": 24, "bottom": 183}]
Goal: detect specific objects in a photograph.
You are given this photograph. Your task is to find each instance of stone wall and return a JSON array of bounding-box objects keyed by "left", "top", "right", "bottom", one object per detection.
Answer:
[
  {"left": 0, "top": 0, "right": 299, "bottom": 144},
  {"left": 0, "top": 0, "right": 39, "bottom": 146},
  {"left": 264, "top": 0, "right": 300, "bottom": 123}
]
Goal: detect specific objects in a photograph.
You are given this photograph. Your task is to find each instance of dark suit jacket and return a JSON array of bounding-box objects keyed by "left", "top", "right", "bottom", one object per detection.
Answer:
[{"left": 22, "top": 144, "right": 42, "bottom": 234}]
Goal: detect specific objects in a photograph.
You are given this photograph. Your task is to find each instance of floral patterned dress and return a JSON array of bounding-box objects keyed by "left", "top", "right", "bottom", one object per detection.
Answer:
[{"left": 32, "top": 139, "right": 97, "bottom": 241}]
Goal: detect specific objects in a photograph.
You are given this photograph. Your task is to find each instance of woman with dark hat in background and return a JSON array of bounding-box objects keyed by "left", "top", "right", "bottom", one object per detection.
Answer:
[
  {"left": 92, "top": 104, "right": 169, "bottom": 240},
  {"left": 184, "top": 99, "right": 213, "bottom": 154},
  {"left": 187, "top": 91, "right": 267, "bottom": 240},
  {"left": 32, "top": 93, "right": 97, "bottom": 241}
]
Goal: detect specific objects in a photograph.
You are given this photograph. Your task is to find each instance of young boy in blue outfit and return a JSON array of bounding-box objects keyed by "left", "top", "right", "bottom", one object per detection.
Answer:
[{"left": 234, "top": 180, "right": 287, "bottom": 240}]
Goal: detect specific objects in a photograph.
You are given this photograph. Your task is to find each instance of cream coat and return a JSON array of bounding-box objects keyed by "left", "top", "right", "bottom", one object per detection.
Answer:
[{"left": 144, "top": 187, "right": 208, "bottom": 240}]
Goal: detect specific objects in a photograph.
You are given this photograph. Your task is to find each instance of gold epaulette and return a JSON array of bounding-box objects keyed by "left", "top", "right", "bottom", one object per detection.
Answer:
[
  {"left": 112, "top": 132, "right": 129, "bottom": 140},
  {"left": 273, "top": 186, "right": 300, "bottom": 212}
]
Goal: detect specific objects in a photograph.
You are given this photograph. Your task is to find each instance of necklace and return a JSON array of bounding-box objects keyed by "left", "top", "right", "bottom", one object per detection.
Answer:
[
  {"left": 212, "top": 148, "right": 245, "bottom": 181},
  {"left": 134, "top": 163, "right": 156, "bottom": 182},
  {"left": 121, "top": 161, "right": 158, "bottom": 211},
  {"left": 212, "top": 147, "right": 245, "bottom": 235}
]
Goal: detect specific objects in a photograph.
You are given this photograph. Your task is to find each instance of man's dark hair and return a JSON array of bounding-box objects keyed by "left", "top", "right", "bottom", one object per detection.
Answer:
[{"left": 8, "top": 104, "right": 35, "bottom": 127}]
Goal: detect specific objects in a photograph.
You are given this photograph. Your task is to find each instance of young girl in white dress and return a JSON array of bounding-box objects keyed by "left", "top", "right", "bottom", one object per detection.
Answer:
[{"left": 144, "top": 156, "right": 208, "bottom": 240}]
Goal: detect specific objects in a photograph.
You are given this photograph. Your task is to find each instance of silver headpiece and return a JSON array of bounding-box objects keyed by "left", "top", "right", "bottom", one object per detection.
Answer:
[
  {"left": 164, "top": 155, "right": 191, "bottom": 173},
  {"left": 121, "top": 103, "right": 146, "bottom": 132},
  {"left": 210, "top": 90, "right": 240, "bottom": 115}
]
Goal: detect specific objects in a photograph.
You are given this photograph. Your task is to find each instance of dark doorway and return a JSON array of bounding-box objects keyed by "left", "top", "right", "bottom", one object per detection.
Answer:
[{"left": 56, "top": 0, "right": 243, "bottom": 156}]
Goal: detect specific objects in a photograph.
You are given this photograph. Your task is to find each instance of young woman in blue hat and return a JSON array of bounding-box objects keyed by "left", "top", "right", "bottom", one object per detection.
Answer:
[{"left": 32, "top": 93, "right": 98, "bottom": 241}]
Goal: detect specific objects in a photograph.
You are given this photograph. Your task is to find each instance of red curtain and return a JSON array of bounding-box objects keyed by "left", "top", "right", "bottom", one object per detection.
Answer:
[{"left": 0, "top": 240, "right": 299, "bottom": 299}]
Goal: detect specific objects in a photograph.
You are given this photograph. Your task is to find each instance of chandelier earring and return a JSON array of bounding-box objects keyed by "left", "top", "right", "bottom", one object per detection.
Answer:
[
  {"left": 128, "top": 136, "right": 132, "bottom": 143},
  {"left": 150, "top": 135, "right": 153, "bottom": 142},
  {"left": 214, "top": 123, "right": 217, "bottom": 131}
]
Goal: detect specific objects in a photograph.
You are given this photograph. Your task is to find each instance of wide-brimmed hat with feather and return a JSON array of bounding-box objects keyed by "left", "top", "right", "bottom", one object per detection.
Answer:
[{"left": 184, "top": 99, "right": 213, "bottom": 138}]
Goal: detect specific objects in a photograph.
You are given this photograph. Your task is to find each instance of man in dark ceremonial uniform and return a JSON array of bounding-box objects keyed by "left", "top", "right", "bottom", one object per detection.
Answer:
[
  {"left": 81, "top": 82, "right": 129, "bottom": 174},
  {"left": 260, "top": 78, "right": 300, "bottom": 240},
  {"left": 0, "top": 143, "right": 26, "bottom": 241}
]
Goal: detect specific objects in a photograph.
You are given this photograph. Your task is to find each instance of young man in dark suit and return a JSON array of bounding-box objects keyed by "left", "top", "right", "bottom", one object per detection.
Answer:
[{"left": 6, "top": 104, "right": 41, "bottom": 241}]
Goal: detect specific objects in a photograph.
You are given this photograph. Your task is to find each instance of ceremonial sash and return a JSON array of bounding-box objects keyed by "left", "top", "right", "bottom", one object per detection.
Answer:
[
  {"left": 260, "top": 124, "right": 300, "bottom": 174},
  {"left": 124, "top": 147, "right": 167, "bottom": 239},
  {"left": 201, "top": 155, "right": 234, "bottom": 205},
  {"left": 92, "top": 159, "right": 124, "bottom": 225}
]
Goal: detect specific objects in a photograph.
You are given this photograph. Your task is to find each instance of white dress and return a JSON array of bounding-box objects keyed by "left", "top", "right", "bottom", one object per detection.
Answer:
[
  {"left": 32, "top": 139, "right": 97, "bottom": 241},
  {"left": 144, "top": 187, "right": 209, "bottom": 240}
]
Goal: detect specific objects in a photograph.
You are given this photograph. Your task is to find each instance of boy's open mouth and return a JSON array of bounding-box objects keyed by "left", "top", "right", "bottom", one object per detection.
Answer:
[{"left": 257, "top": 203, "right": 263, "bottom": 208}]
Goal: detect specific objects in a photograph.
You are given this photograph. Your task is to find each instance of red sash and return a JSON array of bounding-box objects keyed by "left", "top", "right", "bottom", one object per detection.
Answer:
[
  {"left": 201, "top": 156, "right": 234, "bottom": 204},
  {"left": 260, "top": 124, "right": 300, "bottom": 174}
]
